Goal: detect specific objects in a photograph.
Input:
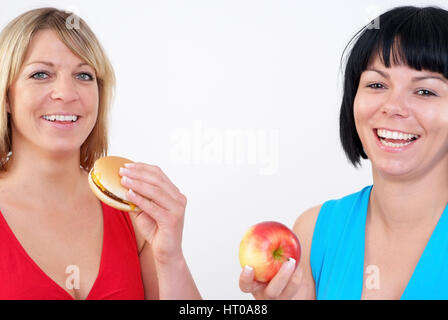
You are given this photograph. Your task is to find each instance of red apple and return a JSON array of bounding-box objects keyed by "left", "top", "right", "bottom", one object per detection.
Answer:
[{"left": 239, "top": 221, "right": 301, "bottom": 283}]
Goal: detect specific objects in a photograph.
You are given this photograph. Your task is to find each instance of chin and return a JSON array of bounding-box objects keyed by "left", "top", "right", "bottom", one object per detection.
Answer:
[
  {"left": 373, "top": 160, "right": 417, "bottom": 177},
  {"left": 40, "top": 141, "right": 84, "bottom": 155}
]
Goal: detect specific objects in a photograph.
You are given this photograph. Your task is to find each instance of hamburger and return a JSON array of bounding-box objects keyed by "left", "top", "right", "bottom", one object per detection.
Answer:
[{"left": 88, "top": 156, "right": 142, "bottom": 212}]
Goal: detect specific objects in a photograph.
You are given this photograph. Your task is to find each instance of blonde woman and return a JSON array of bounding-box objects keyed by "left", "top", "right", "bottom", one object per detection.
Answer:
[{"left": 0, "top": 7, "right": 201, "bottom": 300}]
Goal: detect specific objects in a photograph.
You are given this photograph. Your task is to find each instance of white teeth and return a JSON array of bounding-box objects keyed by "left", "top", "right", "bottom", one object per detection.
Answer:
[
  {"left": 42, "top": 115, "right": 78, "bottom": 122},
  {"left": 377, "top": 129, "right": 419, "bottom": 140},
  {"left": 380, "top": 139, "right": 413, "bottom": 148}
]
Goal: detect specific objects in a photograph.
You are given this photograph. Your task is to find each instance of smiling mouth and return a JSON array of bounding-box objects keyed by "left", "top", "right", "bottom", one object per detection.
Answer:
[
  {"left": 374, "top": 128, "right": 420, "bottom": 148},
  {"left": 41, "top": 115, "right": 80, "bottom": 123}
]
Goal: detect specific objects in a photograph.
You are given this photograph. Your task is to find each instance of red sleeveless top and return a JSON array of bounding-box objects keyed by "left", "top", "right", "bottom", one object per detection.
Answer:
[{"left": 0, "top": 201, "right": 145, "bottom": 300}]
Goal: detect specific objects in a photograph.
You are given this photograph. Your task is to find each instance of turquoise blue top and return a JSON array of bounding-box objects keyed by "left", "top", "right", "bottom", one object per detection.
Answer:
[{"left": 310, "top": 185, "right": 448, "bottom": 299}]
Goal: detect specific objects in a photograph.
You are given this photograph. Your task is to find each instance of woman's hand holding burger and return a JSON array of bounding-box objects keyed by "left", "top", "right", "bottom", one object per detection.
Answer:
[
  {"left": 88, "top": 156, "right": 200, "bottom": 299},
  {"left": 118, "top": 162, "right": 187, "bottom": 265}
]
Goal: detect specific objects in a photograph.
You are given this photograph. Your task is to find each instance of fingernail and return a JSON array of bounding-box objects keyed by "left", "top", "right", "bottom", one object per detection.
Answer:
[
  {"left": 127, "top": 189, "right": 136, "bottom": 198},
  {"left": 243, "top": 265, "right": 253, "bottom": 275},
  {"left": 119, "top": 167, "right": 130, "bottom": 175},
  {"left": 286, "top": 258, "right": 296, "bottom": 269},
  {"left": 124, "top": 163, "right": 135, "bottom": 168},
  {"left": 121, "top": 176, "right": 131, "bottom": 184}
]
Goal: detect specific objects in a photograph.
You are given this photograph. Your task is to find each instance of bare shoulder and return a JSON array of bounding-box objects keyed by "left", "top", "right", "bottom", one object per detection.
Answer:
[
  {"left": 290, "top": 204, "right": 323, "bottom": 299},
  {"left": 293, "top": 204, "right": 322, "bottom": 240}
]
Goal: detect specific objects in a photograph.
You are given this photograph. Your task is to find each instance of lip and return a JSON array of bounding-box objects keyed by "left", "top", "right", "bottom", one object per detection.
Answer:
[
  {"left": 42, "top": 112, "right": 81, "bottom": 117},
  {"left": 40, "top": 116, "right": 81, "bottom": 130},
  {"left": 373, "top": 128, "right": 420, "bottom": 153}
]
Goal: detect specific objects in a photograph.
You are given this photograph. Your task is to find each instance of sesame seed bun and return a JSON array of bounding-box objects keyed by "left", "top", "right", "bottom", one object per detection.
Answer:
[{"left": 88, "top": 156, "right": 142, "bottom": 213}]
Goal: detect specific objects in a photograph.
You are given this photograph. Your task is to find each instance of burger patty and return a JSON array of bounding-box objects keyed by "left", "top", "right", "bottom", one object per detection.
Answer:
[{"left": 91, "top": 171, "right": 134, "bottom": 206}]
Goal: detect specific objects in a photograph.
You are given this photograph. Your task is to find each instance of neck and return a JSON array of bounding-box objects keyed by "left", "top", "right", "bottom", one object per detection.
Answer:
[
  {"left": 2, "top": 142, "right": 86, "bottom": 206},
  {"left": 370, "top": 158, "right": 448, "bottom": 233}
]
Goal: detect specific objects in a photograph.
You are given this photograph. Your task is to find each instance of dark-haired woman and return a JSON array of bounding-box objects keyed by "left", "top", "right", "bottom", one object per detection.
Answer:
[{"left": 240, "top": 5, "right": 448, "bottom": 300}]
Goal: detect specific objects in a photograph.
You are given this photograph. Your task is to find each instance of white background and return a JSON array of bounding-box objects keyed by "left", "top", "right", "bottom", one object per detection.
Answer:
[{"left": 1, "top": 0, "right": 445, "bottom": 299}]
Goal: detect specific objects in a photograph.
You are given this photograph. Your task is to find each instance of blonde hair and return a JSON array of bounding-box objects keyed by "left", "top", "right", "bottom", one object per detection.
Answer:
[{"left": 0, "top": 7, "right": 115, "bottom": 171}]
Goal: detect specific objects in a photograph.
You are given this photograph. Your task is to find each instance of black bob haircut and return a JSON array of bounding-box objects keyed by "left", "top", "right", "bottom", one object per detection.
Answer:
[{"left": 339, "top": 6, "right": 448, "bottom": 168}]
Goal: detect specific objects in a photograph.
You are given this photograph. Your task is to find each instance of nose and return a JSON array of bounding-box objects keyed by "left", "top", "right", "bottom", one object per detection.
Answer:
[
  {"left": 380, "top": 88, "right": 410, "bottom": 118},
  {"left": 49, "top": 74, "right": 80, "bottom": 103}
]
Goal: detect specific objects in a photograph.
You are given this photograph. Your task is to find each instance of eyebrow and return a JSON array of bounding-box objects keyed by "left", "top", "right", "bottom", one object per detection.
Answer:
[
  {"left": 365, "top": 68, "right": 448, "bottom": 84},
  {"left": 25, "top": 61, "right": 91, "bottom": 68}
]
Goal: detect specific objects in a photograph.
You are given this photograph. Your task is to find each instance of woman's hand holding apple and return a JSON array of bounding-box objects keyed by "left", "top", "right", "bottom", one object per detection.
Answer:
[
  {"left": 239, "top": 259, "right": 304, "bottom": 299},
  {"left": 238, "top": 221, "right": 302, "bottom": 299}
]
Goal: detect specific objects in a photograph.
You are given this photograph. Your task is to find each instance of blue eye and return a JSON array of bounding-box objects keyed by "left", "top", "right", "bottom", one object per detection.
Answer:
[
  {"left": 77, "top": 73, "right": 94, "bottom": 81},
  {"left": 31, "top": 72, "right": 49, "bottom": 80}
]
